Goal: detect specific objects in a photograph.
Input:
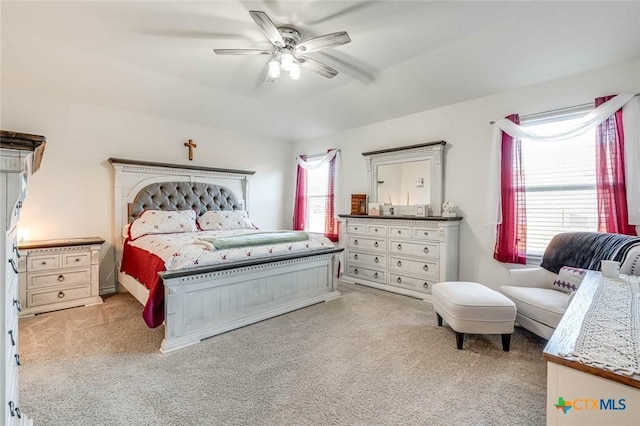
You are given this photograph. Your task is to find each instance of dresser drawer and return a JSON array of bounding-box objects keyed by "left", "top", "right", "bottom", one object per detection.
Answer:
[
  {"left": 388, "top": 255, "right": 439, "bottom": 278},
  {"left": 366, "top": 225, "right": 387, "bottom": 236},
  {"left": 27, "top": 267, "right": 92, "bottom": 290},
  {"left": 348, "top": 265, "right": 386, "bottom": 283},
  {"left": 347, "top": 223, "right": 366, "bottom": 234},
  {"left": 27, "top": 284, "right": 92, "bottom": 307},
  {"left": 348, "top": 236, "right": 386, "bottom": 253},
  {"left": 389, "top": 273, "right": 436, "bottom": 294},
  {"left": 389, "top": 239, "right": 439, "bottom": 259},
  {"left": 412, "top": 227, "right": 443, "bottom": 241},
  {"left": 348, "top": 250, "right": 386, "bottom": 267},
  {"left": 62, "top": 252, "right": 91, "bottom": 267},
  {"left": 27, "top": 253, "right": 61, "bottom": 271},
  {"left": 389, "top": 226, "right": 411, "bottom": 238}
]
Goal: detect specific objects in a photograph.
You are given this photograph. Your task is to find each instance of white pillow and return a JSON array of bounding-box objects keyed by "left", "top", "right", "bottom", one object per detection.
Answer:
[
  {"left": 198, "top": 210, "right": 254, "bottom": 231},
  {"left": 129, "top": 209, "right": 198, "bottom": 240},
  {"left": 552, "top": 266, "right": 587, "bottom": 293}
]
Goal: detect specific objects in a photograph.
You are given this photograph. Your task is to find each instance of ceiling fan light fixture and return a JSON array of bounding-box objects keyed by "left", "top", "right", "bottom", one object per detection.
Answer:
[
  {"left": 289, "top": 61, "right": 301, "bottom": 80},
  {"left": 268, "top": 58, "right": 281, "bottom": 79},
  {"left": 281, "top": 50, "right": 294, "bottom": 71}
]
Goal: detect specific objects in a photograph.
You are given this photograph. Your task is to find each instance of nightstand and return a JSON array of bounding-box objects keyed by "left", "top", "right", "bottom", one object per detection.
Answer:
[{"left": 17, "top": 237, "right": 104, "bottom": 317}]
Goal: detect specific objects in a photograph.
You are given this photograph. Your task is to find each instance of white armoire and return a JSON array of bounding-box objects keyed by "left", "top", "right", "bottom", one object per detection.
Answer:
[{"left": 1, "top": 130, "right": 46, "bottom": 425}]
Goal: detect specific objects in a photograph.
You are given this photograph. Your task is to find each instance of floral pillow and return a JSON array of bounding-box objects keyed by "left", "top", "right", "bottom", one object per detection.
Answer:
[
  {"left": 198, "top": 210, "right": 254, "bottom": 231},
  {"left": 129, "top": 209, "right": 198, "bottom": 240},
  {"left": 552, "top": 266, "right": 587, "bottom": 293}
]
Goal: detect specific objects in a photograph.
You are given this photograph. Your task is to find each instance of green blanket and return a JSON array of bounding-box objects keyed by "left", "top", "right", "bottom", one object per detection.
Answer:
[{"left": 202, "top": 231, "right": 310, "bottom": 250}]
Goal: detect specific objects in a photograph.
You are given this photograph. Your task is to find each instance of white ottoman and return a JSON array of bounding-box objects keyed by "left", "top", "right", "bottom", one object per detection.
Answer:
[{"left": 432, "top": 282, "right": 517, "bottom": 351}]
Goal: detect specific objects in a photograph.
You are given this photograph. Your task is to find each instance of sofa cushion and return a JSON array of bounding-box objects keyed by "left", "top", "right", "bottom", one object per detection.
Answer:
[{"left": 500, "top": 286, "right": 571, "bottom": 329}]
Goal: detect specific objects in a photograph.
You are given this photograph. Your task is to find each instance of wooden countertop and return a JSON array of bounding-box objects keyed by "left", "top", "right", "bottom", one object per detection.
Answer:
[{"left": 543, "top": 271, "right": 640, "bottom": 389}]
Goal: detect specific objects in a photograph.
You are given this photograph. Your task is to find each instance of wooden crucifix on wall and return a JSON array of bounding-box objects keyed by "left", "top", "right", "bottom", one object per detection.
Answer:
[{"left": 184, "top": 139, "right": 197, "bottom": 161}]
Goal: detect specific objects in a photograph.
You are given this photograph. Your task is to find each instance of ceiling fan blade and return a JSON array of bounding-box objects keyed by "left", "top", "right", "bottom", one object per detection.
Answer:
[
  {"left": 249, "top": 10, "right": 285, "bottom": 47},
  {"left": 213, "top": 49, "right": 273, "bottom": 55},
  {"left": 295, "top": 31, "right": 351, "bottom": 54},
  {"left": 297, "top": 55, "right": 338, "bottom": 79}
]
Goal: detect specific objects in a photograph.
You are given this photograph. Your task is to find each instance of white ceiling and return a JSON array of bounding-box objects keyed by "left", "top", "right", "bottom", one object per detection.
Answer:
[{"left": 2, "top": 1, "right": 639, "bottom": 141}]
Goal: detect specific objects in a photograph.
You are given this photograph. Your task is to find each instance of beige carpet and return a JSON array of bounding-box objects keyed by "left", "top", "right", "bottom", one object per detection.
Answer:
[{"left": 19, "top": 282, "right": 547, "bottom": 425}]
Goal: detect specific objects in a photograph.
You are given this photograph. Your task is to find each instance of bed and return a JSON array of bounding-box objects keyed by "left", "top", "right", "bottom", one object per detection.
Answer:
[{"left": 109, "top": 158, "right": 342, "bottom": 353}]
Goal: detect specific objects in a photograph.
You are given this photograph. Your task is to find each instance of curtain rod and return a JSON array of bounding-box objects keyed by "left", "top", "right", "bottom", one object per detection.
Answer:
[
  {"left": 296, "top": 149, "right": 340, "bottom": 160},
  {"left": 489, "top": 102, "right": 593, "bottom": 125}
]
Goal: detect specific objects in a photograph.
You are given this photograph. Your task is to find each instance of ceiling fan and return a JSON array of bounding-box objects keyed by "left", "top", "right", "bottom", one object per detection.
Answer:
[{"left": 213, "top": 10, "right": 351, "bottom": 81}]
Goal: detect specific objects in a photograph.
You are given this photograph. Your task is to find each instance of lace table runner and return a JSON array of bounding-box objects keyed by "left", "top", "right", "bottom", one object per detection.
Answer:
[{"left": 559, "top": 274, "right": 640, "bottom": 376}]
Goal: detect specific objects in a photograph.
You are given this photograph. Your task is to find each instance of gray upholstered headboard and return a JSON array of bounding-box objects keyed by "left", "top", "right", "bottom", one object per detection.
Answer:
[{"left": 127, "top": 181, "right": 243, "bottom": 223}]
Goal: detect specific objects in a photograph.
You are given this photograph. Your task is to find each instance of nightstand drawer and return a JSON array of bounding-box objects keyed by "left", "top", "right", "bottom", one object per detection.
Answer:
[
  {"left": 27, "top": 284, "right": 92, "bottom": 307},
  {"left": 27, "top": 267, "right": 92, "bottom": 290},
  {"left": 62, "top": 252, "right": 91, "bottom": 267},
  {"left": 27, "top": 253, "right": 61, "bottom": 271}
]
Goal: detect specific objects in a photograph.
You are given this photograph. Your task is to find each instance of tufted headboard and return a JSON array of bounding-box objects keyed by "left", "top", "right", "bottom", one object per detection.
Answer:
[
  {"left": 127, "top": 181, "right": 243, "bottom": 223},
  {"left": 109, "top": 158, "right": 254, "bottom": 252}
]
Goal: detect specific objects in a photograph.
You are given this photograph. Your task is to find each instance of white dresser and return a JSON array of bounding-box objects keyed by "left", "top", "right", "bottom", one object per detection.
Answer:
[
  {"left": 1, "top": 130, "right": 45, "bottom": 426},
  {"left": 18, "top": 238, "right": 104, "bottom": 317},
  {"left": 340, "top": 215, "right": 461, "bottom": 300}
]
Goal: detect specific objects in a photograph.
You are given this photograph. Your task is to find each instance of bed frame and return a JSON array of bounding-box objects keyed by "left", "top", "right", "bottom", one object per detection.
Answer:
[{"left": 109, "top": 158, "right": 342, "bottom": 353}]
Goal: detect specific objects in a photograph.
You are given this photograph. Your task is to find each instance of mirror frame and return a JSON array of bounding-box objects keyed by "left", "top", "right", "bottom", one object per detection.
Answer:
[{"left": 362, "top": 141, "right": 446, "bottom": 216}]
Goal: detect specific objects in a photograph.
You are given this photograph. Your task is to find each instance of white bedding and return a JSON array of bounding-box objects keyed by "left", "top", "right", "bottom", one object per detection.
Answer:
[{"left": 128, "top": 229, "right": 335, "bottom": 272}]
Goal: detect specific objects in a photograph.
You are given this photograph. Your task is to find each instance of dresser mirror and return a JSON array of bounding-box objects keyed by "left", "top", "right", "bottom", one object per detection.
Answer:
[{"left": 362, "top": 141, "right": 445, "bottom": 216}]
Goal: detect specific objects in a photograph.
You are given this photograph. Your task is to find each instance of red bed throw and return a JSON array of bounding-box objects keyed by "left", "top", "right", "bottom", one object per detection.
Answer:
[{"left": 120, "top": 240, "right": 167, "bottom": 328}]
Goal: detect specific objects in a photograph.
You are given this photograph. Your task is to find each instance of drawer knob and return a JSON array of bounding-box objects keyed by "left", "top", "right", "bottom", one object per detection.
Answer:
[
  {"left": 17, "top": 201, "right": 23, "bottom": 209},
  {"left": 397, "top": 260, "right": 402, "bottom": 267},
  {"left": 41, "top": 261, "right": 47, "bottom": 265},
  {"left": 15, "top": 354, "right": 21, "bottom": 366},
  {"left": 374, "top": 257, "right": 379, "bottom": 263},
  {"left": 397, "top": 230, "right": 401, "bottom": 234},
  {"left": 8, "top": 401, "right": 16, "bottom": 417},
  {"left": 13, "top": 243, "right": 20, "bottom": 258},
  {"left": 424, "top": 232, "right": 429, "bottom": 236},
  {"left": 374, "top": 242, "right": 379, "bottom": 248},
  {"left": 75, "top": 258, "right": 81, "bottom": 262},
  {"left": 423, "top": 265, "right": 429, "bottom": 272},
  {"left": 58, "top": 274, "right": 65, "bottom": 282},
  {"left": 58, "top": 291, "right": 65, "bottom": 299},
  {"left": 397, "top": 244, "right": 402, "bottom": 250},
  {"left": 374, "top": 272, "right": 379, "bottom": 279},
  {"left": 8, "top": 330, "right": 15, "bottom": 346},
  {"left": 397, "top": 277, "right": 402, "bottom": 284},
  {"left": 423, "top": 247, "right": 430, "bottom": 254},
  {"left": 8, "top": 258, "right": 18, "bottom": 274},
  {"left": 354, "top": 227, "right": 358, "bottom": 230},
  {"left": 423, "top": 282, "right": 429, "bottom": 289},
  {"left": 354, "top": 239, "right": 358, "bottom": 245},
  {"left": 353, "top": 254, "right": 358, "bottom": 260},
  {"left": 354, "top": 268, "right": 359, "bottom": 275},
  {"left": 374, "top": 228, "right": 378, "bottom": 232},
  {"left": 15, "top": 407, "right": 22, "bottom": 419},
  {"left": 13, "top": 299, "right": 22, "bottom": 312}
]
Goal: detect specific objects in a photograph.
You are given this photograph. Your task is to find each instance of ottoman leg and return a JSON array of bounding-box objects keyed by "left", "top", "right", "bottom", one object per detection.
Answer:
[
  {"left": 501, "top": 334, "right": 511, "bottom": 352},
  {"left": 436, "top": 313, "right": 443, "bottom": 326},
  {"left": 455, "top": 332, "right": 464, "bottom": 350}
]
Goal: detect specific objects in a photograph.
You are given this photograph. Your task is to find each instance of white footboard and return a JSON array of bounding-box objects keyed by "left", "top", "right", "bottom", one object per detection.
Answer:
[{"left": 160, "top": 252, "right": 340, "bottom": 353}]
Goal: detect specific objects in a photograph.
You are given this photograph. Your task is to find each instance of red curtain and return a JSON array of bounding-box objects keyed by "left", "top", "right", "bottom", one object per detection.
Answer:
[
  {"left": 292, "top": 155, "right": 307, "bottom": 231},
  {"left": 595, "top": 96, "right": 636, "bottom": 235},
  {"left": 494, "top": 114, "right": 527, "bottom": 264},
  {"left": 324, "top": 152, "right": 339, "bottom": 242}
]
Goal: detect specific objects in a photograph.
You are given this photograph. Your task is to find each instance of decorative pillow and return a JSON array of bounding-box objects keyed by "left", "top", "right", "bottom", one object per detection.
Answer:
[
  {"left": 197, "top": 210, "right": 254, "bottom": 231},
  {"left": 552, "top": 266, "right": 587, "bottom": 293},
  {"left": 129, "top": 209, "right": 198, "bottom": 240}
]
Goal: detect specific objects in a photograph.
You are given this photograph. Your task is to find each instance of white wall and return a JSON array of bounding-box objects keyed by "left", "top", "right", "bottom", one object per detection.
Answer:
[
  {"left": 1, "top": 89, "right": 293, "bottom": 291},
  {"left": 293, "top": 58, "right": 640, "bottom": 291}
]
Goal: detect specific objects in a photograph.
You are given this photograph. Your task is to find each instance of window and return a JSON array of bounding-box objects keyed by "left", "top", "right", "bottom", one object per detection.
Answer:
[
  {"left": 305, "top": 158, "right": 330, "bottom": 234},
  {"left": 521, "top": 109, "right": 596, "bottom": 259},
  {"left": 293, "top": 150, "right": 339, "bottom": 242}
]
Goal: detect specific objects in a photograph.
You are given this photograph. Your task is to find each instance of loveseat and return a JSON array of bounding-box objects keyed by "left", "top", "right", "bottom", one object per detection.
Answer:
[{"left": 500, "top": 232, "right": 640, "bottom": 339}]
